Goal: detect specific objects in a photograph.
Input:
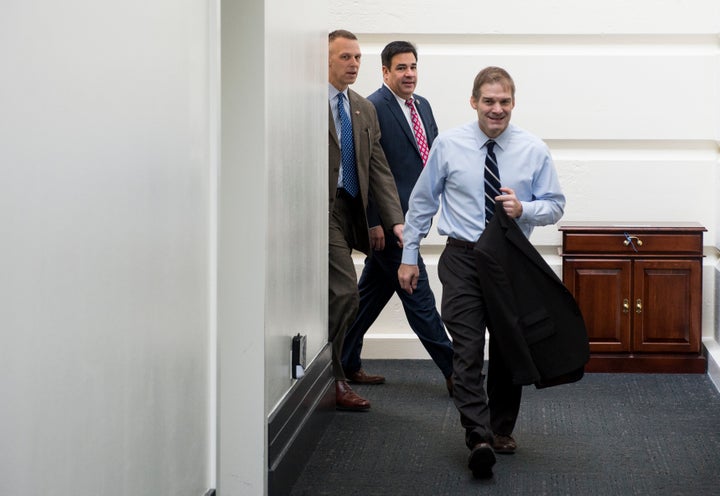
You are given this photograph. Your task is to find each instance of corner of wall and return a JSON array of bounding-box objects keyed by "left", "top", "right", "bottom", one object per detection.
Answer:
[{"left": 268, "top": 345, "right": 334, "bottom": 496}]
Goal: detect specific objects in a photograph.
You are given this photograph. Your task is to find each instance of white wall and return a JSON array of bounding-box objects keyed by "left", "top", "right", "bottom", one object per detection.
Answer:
[
  {"left": 1, "top": 2, "right": 717, "bottom": 496},
  {"left": 263, "top": 0, "right": 328, "bottom": 416},
  {"left": 330, "top": 0, "right": 720, "bottom": 369},
  {"left": 1, "top": 0, "right": 329, "bottom": 493},
  {"left": 218, "top": 0, "right": 327, "bottom": 494},
  {"left": 0, "top": 1, "right": 211, "bottom": 495}
]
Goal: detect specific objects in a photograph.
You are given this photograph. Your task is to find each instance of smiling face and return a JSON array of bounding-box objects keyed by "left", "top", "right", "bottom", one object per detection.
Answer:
[
  {"left": 328, "top": 36, "right": 362, "bottom": 91},
  {"left": 382, "top": 51, "right": 417, "bottom": 100},
  {"left": 470, "top": 81, "right": 515, "bottom": 138}
]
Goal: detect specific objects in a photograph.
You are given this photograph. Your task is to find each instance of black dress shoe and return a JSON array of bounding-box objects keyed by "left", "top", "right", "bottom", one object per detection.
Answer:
[
  {"left": 493, "top": 434, "right": 517, "bottom": 454},
  {"left": 335, "top": 380, "right": 370, "bottom": 411},
  {"left": 468, "top": 442, "right": 496, "bottom": 479}
]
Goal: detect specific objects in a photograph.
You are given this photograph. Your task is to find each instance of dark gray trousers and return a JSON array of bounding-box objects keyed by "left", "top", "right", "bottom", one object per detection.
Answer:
[{"left": 438, "top": 242, "right": 522, "bottom": 449}]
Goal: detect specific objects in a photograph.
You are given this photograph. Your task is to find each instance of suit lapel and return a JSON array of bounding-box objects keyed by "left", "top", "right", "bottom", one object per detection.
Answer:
[
  {"left": 380, "top": 86, "right": 417, "bottom": 153},
  {"left": 414, "top": 97, "right": 434, "bottom": 148},
  {"left": 347, "top": 89, "right": 362, "bottom": 155},
  {"left": 347, "top": 89, "right": 368, "bottom": 196}
]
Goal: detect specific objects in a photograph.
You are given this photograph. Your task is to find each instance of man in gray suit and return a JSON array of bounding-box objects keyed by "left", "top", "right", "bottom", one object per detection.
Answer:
[{"left": 328, "top": 30, "right": 405, "bottom": 411}]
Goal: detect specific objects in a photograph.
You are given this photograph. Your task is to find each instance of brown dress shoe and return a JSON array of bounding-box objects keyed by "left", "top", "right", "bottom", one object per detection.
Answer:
[
  {"left": 347, "top": 368, "right": 385, "bottom": 385},
  {"left": 335, "top": 380, "right": 370, "bottom": 411},
  {"left": 445, "top": 376, "right": 454, "bottom": 397},
  {"left": 468, "top": 442, "right": 496, "bottom": 479},
  {"left": 493, "top": 434, "right": 517, "bottom": 454}
]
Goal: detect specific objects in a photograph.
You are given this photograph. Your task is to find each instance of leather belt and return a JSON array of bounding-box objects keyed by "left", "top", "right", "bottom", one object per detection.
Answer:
[{"left": 446, "top": 237, "right": 476, "bottom": 250}]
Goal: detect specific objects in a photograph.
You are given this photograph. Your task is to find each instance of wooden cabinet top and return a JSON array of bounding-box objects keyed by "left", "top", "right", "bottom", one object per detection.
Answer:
[
  {"left": 558, "top": 221, "right": 706, "bottom": 233},
  {"left": 558, "top": 222, "right": 705, "bottom": 256}
]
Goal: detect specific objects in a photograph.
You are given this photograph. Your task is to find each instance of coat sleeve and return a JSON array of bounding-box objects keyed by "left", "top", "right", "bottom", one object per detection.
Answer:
[{"left": 364, "top": 102, "right": 404, "bottom": 229}]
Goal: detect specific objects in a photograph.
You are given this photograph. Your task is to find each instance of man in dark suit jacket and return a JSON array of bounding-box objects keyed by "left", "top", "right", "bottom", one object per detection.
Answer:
[
  {"left": 328, "top": 30, "right": 405, "bottom": 411},
  {"left": 341, "top": 41, "right": 455, "bottom": 396}
]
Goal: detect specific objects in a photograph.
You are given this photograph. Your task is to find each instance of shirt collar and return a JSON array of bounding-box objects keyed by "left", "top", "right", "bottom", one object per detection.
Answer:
[
  {"left": 384, "top": 83, "right": 414, "bottom": 107},
  {"left": 475, "top": 123, "right": 512, "bottom": 151},
  {"left": 329, "top": 83, "right": 349, "bottom": 102}
]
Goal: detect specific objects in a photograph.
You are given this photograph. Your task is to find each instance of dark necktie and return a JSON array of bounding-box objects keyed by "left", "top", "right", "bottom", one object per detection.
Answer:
[
  {"left": 405, "top": 98, "right": 429, "bottom": 166},
  {"left": 337, "top": 93, "right": 359, "bottom": 197},
  {"left": 484, "top": 140, "right": 501, "bottom": 224}
]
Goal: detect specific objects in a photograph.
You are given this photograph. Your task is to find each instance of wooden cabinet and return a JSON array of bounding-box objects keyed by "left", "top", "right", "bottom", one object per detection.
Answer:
[{"left": 559, "top": 222, "right": 706, "bottom": 373}]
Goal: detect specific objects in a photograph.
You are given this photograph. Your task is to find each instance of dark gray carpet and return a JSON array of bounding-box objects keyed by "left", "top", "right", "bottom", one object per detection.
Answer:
[{"left": 290, "top": 359, "right": 720, "bottom": 496}]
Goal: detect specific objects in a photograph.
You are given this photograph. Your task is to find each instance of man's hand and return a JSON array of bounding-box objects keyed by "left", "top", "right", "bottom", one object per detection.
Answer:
[
  {"left": 496, "top": 187, "right": 523, "bottom": 218},
  {"left": 369, "top": 225, "right": 385, "bottom": 251},
  {"left": 398, "top": 263, "right": 419, "bottom": 295},
  {"left": 393, "top": 223, "right": 404, "bottom": 248}
]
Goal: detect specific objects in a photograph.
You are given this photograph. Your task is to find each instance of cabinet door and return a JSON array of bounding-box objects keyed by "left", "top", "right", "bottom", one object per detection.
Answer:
[
  {"left": 563, "top": 259, "right": 632, "bottom": 352},
  {"left": 632, "top": 259, "right": 702, "bottom": 353}
]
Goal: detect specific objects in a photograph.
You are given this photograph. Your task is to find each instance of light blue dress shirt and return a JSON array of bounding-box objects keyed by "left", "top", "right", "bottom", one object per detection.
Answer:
[{"left": 401, "top": 121, "right": 566, "bottom": 265}]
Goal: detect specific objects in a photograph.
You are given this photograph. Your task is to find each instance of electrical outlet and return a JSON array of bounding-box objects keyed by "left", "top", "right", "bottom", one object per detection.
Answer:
[{"left": 291, "top": 333, "right": 307, "bottom": 379}]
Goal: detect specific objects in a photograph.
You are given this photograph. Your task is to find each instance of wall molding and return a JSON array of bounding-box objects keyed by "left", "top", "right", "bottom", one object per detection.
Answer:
[{"left": 268, "top": 344, "right": 334, "bottom": 496}]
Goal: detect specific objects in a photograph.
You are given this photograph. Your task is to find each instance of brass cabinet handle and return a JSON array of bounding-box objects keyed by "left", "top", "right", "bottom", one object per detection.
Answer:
[
  {"left": 636, "top": 299, "right": 642, "bottom": 314},
  {"left": 623, "top": 298, "right": 629, "bottom": 314},
  {"left": 623, "top": 236, "right": 643, "bottom": 247}
]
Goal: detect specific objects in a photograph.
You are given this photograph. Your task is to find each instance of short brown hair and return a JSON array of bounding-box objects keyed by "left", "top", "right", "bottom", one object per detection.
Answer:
[
  {"left": 472, "top": 66, "right": 515, "bottom": 100},
  {"left": 329, "top": 29, "right": 357, "bottom": 43}
]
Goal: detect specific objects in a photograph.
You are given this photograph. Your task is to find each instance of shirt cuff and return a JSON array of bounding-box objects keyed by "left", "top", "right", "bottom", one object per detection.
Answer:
[{"left": 401, "top": 247, "right": 419, "bottom": 265}]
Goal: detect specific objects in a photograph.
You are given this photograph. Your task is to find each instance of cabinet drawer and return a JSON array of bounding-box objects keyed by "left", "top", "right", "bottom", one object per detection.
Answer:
[{"left": 563, "top": 233, "right": 702, "bottom": 256}]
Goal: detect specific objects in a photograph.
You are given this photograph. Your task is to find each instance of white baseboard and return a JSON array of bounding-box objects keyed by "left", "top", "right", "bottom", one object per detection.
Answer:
[
  {"left": 361, "top": 333, "right": 434, "bottom": 359},
  {"left": 361, "top": 332, "right": 489, "bottom": 361},
  {"left": 703, "top": 337, "right": 720, "bottom": 393}
]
